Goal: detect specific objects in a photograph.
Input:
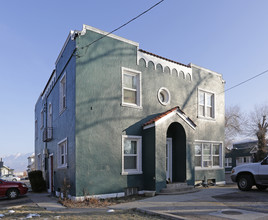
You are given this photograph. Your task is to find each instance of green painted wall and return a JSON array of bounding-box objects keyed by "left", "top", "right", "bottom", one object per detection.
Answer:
[
  {"left": 72, "top": 28, "right": 225, "bottom": 196},
  {"left": 35, "top": 26, "right": 225, "bottom": 198},
  {"left": 75, "top": 30, "right": 143, "bottom": 196}
]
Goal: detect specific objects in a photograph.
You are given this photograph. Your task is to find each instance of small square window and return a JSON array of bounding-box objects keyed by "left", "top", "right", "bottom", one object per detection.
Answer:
[
  {"left": 122, "top": 67, "right": 142, "bottom": 108},
  {"left": 59, "top": 73, "right": 66, "bottom": 114},
  {"left": 40, "top": 110, "right": 44, "bottom": 129},
  {"left": 122, "top": 135, "right": 142, "bottom": 175},
  {"left": 225, "top": 158, "right": 232, "bottom": 167},
  {"left": 58, "top": 138, "right": 67, "bottom": 168},
  {"left": 198, "top": 89, "right": 215, "bottom": 119}
]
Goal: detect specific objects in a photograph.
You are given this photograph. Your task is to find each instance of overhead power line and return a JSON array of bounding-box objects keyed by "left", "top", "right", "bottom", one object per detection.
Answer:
[
  {"left": 222, "top": 69, "right": 268, "bottom": 94},
  {"left": 182, "top": 68, "right": 268, "bottom": 112},
  {"left": 81, "top": 0, "right": 165, "bottom": 50}
]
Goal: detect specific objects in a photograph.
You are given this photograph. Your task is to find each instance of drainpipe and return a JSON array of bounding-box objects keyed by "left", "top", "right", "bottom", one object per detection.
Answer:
[{"left": 43, "top": 98, "right": 48, "bottom": 181}]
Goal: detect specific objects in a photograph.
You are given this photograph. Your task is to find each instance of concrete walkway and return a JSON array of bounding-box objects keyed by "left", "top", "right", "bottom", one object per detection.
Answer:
[
  {"left": 110, "top": 185, "right": 268, "bottom": 220},
  {"left": 26, "top": 185, "right": 268, "bottom": 219},
  {"left": 27, "top": 192, "right": 66, "bottom": 211}
]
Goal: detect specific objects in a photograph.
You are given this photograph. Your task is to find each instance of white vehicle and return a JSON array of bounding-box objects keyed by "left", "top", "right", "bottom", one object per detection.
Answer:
[
  {"left": 231, "top": 156, "right": 268, "bottom": 191},
  {"left": 0, "top": 174, "right": 21, "bottom": 182}
]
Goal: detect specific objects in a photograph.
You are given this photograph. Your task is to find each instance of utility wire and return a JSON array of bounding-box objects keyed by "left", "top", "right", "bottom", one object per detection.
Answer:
[
  {"left": 220, "top": 69, "right": 268, "bottom": 94},
  {"left": 81, "top": 0, "right": 165, "bottom": 50},
  {"left": 183, "top": 68, "right": 268, "bottom": 112}
]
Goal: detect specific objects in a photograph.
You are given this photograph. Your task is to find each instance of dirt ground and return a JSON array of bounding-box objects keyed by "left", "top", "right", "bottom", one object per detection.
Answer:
[
  {"left": 0, "top": 206, "right": 164, "bottom": 219},
  {"left": 59, "top": 194, "right": 145, "bottom": 208},
  {"left": 0, "top": 195, "right": 164, "bottom": 219},
  {"left": 0, "top": 207, "right": 163, "bottom": 220}
]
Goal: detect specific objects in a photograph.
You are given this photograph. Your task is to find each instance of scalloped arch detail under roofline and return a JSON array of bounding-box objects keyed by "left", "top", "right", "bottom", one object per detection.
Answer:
[{"left": 137, "top": 49, "right": 192, "bottom": 81}]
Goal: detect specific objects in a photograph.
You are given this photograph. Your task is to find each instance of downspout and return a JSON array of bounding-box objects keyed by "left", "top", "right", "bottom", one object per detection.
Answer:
[{"left": 43, "top": 97, "right": 48, "bottom": 181}]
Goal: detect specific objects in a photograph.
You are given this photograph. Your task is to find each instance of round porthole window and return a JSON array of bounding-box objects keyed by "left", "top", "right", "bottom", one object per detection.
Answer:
[{"left": 157, "top": 87, "right": 170, "bottom": 106}]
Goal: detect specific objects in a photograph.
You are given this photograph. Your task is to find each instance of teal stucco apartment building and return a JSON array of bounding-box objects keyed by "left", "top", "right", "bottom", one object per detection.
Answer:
[{"left": 35, "top": 24, "right": 225, "bottom": 200}]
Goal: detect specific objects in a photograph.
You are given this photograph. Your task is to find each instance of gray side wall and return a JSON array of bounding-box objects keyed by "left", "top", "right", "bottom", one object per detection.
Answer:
[
  {"left": 34, "top": 37, "right": 76, "bottom": 195},
  {"left": 192, "top": 66, "right": 225, "bottom": 183}
]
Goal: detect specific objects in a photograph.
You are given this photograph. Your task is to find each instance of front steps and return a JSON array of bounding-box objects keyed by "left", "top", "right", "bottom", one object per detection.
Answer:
[{"left": 158, "top": 182, "right": 199, "bottom": 195}]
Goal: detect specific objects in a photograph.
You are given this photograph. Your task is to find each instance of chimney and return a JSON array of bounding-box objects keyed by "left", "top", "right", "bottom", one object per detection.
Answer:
[{"left": 0, "top": 158, "right": 3, "bottom": 168}]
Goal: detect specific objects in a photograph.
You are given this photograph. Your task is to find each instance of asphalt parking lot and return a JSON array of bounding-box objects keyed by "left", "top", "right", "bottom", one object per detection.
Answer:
[{"left": 0, "top": 195, "right": 33, "bottom": 208}]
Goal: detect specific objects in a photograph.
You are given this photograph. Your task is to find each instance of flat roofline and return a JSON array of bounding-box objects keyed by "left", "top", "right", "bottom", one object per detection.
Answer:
[
  {"left": 82, "top": 24, "right": 139, "bottom": 47},
  {"left": 190, "top": 63, "right": 222, "bottom": 76},
  {"left": 55, "top": 24, "right": 139, "bottom": 67}
]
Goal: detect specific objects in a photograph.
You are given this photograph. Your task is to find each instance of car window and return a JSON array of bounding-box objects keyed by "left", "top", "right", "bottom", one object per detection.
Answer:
[{"left": 262, "top": 157, "right": 268, "bottom": 165}]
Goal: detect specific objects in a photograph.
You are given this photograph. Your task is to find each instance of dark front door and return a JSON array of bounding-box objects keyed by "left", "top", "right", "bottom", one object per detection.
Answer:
[{"left": 167, "top": 122, "right": 186, "bottom": 182}]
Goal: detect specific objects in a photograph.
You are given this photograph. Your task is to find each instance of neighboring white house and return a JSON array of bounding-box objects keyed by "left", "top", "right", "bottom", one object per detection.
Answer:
[
  {"left": 0, "top": 158, "right": 14, "bottom": 176},
  {"left": 27, "top": 153, "right": 35, "bottom": 173}
]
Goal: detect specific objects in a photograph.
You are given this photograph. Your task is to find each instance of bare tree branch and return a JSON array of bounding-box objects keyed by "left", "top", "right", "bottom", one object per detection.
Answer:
[
  {"left": 225, "top": 105, "right": 245, "bottom": 150},
  {"left": 246, "top": 104, "right": 268, "bottom": 161}
]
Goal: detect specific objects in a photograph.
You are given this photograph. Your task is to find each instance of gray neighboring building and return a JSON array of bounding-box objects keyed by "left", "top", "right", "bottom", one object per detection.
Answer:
[
  {"left": 35, "top": 24, "right": 225, "bottom": 199},
  {"left": 27, "top": 153, "right": 35, "bottom": 173},
  {"left": 225, "top": 139, "right": 268, "bottom": 172}
]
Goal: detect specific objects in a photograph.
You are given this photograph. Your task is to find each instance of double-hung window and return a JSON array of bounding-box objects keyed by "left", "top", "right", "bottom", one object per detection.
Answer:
[
  {"left": 40, "top": 110, "right": 44, "bottom": 129},
  {"left": 48, "top": 104, "right": 52, "bottom": 128},
  {"left": 198, "top": 89, "right": 215, "bottom": 118},
  {"left": 225, "top": 157, "right": 232, "bottom": 167},
  {"left": 236, "top": 156, "right": 252, "bottom": 166},
  {"left": 122, "top": 67, "right": 142, "bottom": 108},
  {"left": 59, "top": 73, "right": 66, "bottom": 114},
  {"left": 58, "top": 138, "right": 67, "bottom": 168},
  {"left": 195, "top": 142, "right": 222, "bottom": 168},
  {"left": 122, "top": 135, "right": 142, "bottom": 175},
  {"left": 35, "top": 120, "right": 38, "bottom": 140},
  {"left": 37, "top": 154, "right": 41, "bottom": 170}
]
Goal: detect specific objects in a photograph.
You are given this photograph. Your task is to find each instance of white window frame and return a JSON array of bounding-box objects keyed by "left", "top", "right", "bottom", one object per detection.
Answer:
[
  {"left": 236, "top": 156, "right": 252, "bottom": 166},
  {"left": 37, "top": 153, "right": 41, "bottom": 170},
  {"left": 194, "top": 141, "right": 223, "bottom": 169},
  {"left": 59, "top": 72, "right": 66, "bottom": 114},
  {"left": 48, "top": 103, "right": 52, "bottom": 128},
  {"left": 198, "top": 89, "right": 215, "bottom": 119},
  {"left": 40, "top": 109, "right": 44, "bottom": 129},
  {"left": 157, "top": 87, "right": 171, "bottom": 106},
  {"left": 57, "top": 138, "right": 68, "bottom": 168},
  {"left": 35, "top": 119, "right": 38, "bottom": 140},
  {"left": 121, "top": 67, "right": 142, "bottom": 109},
  {"left": 225, "top": 157, "right": 232, "bottom": 168},
  {"left": 122, "top": 135, "right": 142, "bottom": 175}
]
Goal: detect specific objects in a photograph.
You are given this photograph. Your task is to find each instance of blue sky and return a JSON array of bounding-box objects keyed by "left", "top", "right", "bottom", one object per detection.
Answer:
[{"left": 1, "top": 0, "right": 268, "bottom": 155}]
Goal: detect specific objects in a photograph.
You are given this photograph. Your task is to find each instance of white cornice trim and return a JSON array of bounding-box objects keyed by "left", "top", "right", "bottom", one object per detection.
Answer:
[
  {"left": 138, "top": 51, "right": 192, "bottom": 81},
  {"left": 55, "top": 32, "right": 72, "bottom": 66},
  {"left": 176, "top": 111, "right": 196, "bottom": 130},
  {"left": 190, "top": 63, "right": 222, "bottom": 77},
  {"left": 143, "top": 109, "right": 196, "bottom": 130},
  {"left": 82, "top": 24, "right": 139, "bottom": 47}
]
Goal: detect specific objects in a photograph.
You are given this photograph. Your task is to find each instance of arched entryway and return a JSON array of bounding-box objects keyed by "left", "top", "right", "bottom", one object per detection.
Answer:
[{"left": 166, "top": 122, "right": 186, "bottom": 183}]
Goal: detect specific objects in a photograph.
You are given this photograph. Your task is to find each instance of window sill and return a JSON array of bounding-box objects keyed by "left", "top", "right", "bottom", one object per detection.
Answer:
[
  {"left": 57, "top": 165, "right": 68, "bottom": 169},
  {"left": 197, "top": 116, "right": 216, "bottom": 121},
  {"left": 121, "top": 171, "right": 143, "bottom": 175},
  {"left": 195, "top": 167, "right": 223, "bottom": 170},
  {"left": 121, "top": 103, "right": 143, "bottom": 110}
]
